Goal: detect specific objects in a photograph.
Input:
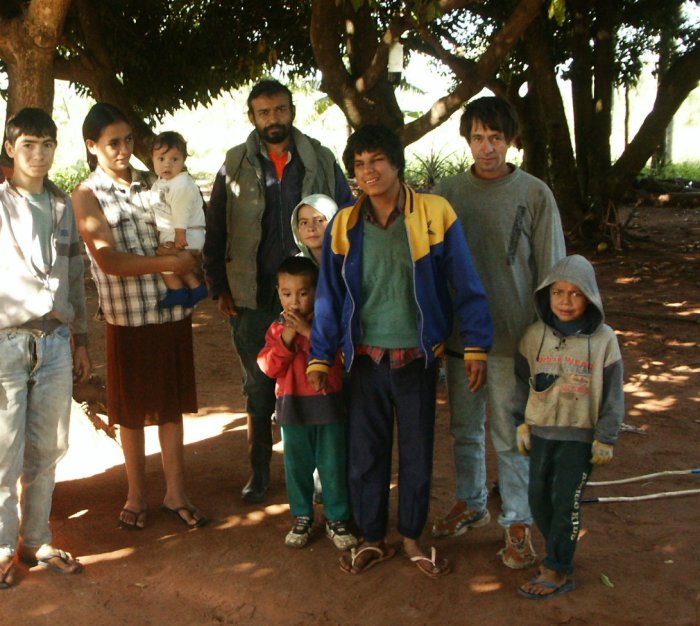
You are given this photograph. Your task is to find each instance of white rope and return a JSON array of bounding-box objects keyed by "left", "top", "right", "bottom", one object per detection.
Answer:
[
  {"left": 583, "top": 488, "right": 700, "bottom": 503},
  {"left": 588, "top": 468, "right": 700, "bottom": 487}
]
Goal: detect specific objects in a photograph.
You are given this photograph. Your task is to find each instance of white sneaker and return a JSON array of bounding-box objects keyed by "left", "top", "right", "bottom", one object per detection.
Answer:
[
  {"left": 285, "top": 516, "right": 313, "bottom": 548},
  {"left": 326, "top": 520, "right": 358, "bottom": 550}
]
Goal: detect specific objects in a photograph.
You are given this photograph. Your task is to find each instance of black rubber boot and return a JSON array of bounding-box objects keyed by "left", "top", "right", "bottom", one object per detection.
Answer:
[{"left": 241, "top": 441, "right": 271, "bottom": 504}]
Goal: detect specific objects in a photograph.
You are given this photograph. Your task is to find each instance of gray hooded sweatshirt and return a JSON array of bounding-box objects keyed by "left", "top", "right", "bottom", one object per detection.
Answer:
[
  {"left": 513, "top": 254, "right": 625, "bottom": 445},
  {"left": 290, "top": 193, "right": 339, "bottom": 266}
]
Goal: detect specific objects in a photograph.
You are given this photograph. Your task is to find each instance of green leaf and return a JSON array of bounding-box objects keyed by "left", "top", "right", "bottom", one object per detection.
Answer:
[
  {"left": 600, "top": 573, "right": 615, "bottom": 588},
  {"left": 547, "top": 0, "right": 566, "bottom": 26}
]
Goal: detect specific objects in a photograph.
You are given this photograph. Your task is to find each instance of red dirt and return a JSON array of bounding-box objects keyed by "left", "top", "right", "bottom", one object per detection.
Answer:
[{"left": 4, "top": 204, "right": 700, "bottom": 626}]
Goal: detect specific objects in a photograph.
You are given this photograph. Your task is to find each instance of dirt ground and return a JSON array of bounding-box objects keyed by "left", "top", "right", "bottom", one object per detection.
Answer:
[{"left": 3, "top": 203, "right": 700, "bottom": 626}]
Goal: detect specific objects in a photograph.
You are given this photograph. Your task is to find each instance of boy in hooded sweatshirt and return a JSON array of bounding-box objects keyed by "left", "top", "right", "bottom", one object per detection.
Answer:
[{"left": 513, "top": 254, "right": 624, "bottom": 599}]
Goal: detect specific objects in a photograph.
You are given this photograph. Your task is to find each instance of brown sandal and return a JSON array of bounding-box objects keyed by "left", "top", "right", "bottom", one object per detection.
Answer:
[
  {"left": 409, "top": 546, "right": 451, "bottom": 578},
  {"left": 339, "top": 544, "right": 396, "bottom": 575},
  {"left": 0, "top": 558, "right": 17, "bottom": 589}
]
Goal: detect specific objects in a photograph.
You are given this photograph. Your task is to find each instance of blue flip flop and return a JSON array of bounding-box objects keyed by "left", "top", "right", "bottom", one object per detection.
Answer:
[{"left": 518, "top": 578, "right": 576, "bottom": 600}]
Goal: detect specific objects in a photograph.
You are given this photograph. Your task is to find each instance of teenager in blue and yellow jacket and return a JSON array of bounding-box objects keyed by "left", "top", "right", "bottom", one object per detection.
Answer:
[{"left": 307, "top": 125, "right": 492, "bottom": 578}]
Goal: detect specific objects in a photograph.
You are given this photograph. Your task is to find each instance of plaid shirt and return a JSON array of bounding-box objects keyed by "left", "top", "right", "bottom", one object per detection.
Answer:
[
  {"left": 362, "top": 186, "right": 405, "bottom": 229},
  {"left": 357, "top": 187, "right": 423, "bottom": 368},
  {"left": 355, "top": 344, "right": 424, "bottom": 369},
  {"left": 82, "top": 166, "right": 191, "bottom": 327}
]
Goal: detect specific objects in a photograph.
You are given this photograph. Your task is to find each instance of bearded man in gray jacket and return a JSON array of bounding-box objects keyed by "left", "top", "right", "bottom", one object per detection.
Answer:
[{"left": 203, "top": 80, "right": 353, "bottom": 504}]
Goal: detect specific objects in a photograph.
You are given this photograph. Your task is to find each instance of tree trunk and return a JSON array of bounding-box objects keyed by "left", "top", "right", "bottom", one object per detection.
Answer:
[
  {"left": 310, "top": 0, "right": 404, "bottom": 131},
  {"left": 588, "top": 0, "right": 617, "bottom": 203},
  {"left": 522, "top": 13, "right": 585, "bottom": 229},
  {"left": 54, "top": 0, "right": 155, "bottom": 166},
  {"left": 609, "top": 44, "right": 700, "bottom": 202},
  {"left": 650, "top": 7, "right": 681, "bottom": 173},
  {"left": 0, "top": 0, "right": 72, "bottom": 117},
  {"left": 568, "top": 0, "right": 594, "bottom": 199}
]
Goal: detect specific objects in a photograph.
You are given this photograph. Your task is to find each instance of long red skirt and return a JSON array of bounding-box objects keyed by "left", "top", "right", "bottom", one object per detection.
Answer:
[{"left": 106, "top": 317, "right": 197, "bottom": 427}]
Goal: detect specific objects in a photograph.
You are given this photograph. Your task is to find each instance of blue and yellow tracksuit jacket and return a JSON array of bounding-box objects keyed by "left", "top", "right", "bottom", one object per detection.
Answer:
[{"left": 307, "top": 185, "right": 493, "bottom": 374}]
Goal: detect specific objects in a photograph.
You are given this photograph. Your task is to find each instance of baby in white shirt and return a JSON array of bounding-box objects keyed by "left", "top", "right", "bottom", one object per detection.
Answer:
[{"left": 151, "top": 131, "right": 207, "bottom": 308}]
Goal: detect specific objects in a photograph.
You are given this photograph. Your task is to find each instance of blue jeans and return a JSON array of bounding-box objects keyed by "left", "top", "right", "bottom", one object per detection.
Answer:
[
  {"left": 0, "top": 326, "right": 73, "bottom": 556},
  {"left": 446, "top": 355, "right": 532, "bottom": 527}
]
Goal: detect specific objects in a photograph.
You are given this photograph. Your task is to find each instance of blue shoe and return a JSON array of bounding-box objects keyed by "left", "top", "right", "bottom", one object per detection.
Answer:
[
  {"left": 187, "top": 283, "right": 209, "bottom": 307},
  {"left": 159, "top": 288, "right": 189, "bottom": 308},
  {"left": 518, "top": 578, "right": 576, "bottom": 600}
]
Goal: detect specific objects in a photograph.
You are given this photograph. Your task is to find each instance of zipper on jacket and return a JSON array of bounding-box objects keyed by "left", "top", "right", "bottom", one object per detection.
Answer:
[
  {"left": 404, "top": 210, "right": 428, "bottom": 364},
  {"left": 341, "top": 250, "right": 357, "bottom": 370}
]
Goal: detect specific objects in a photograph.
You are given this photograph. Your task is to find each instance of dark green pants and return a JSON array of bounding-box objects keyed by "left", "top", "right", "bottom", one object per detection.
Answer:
[
  {"left": 281, "top": 423, "right": 350, "bottom": 521},
  {"left": 529, "top": 435, "right": 592, "bottom": 575}
]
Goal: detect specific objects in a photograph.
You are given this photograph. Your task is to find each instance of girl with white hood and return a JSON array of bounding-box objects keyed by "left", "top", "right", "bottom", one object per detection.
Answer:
[{"left": 291, "top": 193, "right": 339, "bottom": 266}]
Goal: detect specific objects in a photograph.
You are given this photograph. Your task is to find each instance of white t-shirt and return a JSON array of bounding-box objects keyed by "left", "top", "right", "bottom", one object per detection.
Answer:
[{"left": 151, "top": 171, "right": 206, "bottom": 250}]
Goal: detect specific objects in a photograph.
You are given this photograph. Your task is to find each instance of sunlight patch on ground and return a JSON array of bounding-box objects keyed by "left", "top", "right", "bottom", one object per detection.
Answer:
[
  {"left": 182, "top": 411, "right": 246, "bottom": 444},
  {"left": 217, "top": 505, "right": 289, "bottom": 530},
  {"left": 631, "top": 395, "right": 677, "bottom": 412},
  {"left": 216, "top": 515, "right": 245, "bottom": 530},
  {"left": 668, "top": 341, "right": 698, "bottom": 349},
  {"left": 231, "top": 562, "right": 257, "bottom": 574},
  {"left": 264, "top": 504, "right": 290, "bottom": 516},
  {"left": 56, "top": 407, "right": 246, "bottom": 482},
  {"left": 628, "top": 389, "right": 654, "bottom": 398},
  {"left": 615, "top": 276, "right": 641, "bottom": 284},
  {"left": 468, "top": 575, "right": 503, "bottom": 593},
  {"left": 647, "top": 373, "right": 689, "bottom": 384},
  {"left": 78, "top": 547, "right": 137, "bottom": 565},
  {"left": 662, "top": 301, "right": 687, "bottom": 308},
  {"left": 624, "top": 379, "right": 645, "bottom": 392}
]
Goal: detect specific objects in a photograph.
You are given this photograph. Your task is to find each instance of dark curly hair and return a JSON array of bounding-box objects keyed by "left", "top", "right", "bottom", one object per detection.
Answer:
[{"left": 342, "top": 124, "right": 405, "bottom": 180}]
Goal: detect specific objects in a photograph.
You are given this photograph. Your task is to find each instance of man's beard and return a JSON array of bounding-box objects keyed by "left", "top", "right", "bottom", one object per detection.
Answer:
[{"left": 259, "top": 123, "right": 291, "bottom": 145}]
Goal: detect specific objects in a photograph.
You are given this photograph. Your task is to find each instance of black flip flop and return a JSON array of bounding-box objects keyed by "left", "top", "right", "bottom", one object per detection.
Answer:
[
  {"left": 119, "top": 507, "right": 147, "bottom": 530},
  {"left": 161, "top": 505, "right": 208, "bottom": 528}
]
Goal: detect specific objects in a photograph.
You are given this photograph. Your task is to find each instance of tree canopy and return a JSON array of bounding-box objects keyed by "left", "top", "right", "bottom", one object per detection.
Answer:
[
  {"left": 1, "top": 0, "right": 698, "bottom": 238},
  {"left": 1, "top": 0, "right": 315, "bottom": 159},
  {"left": 307, "top": 0, "right": 699, "bottom": 233}
]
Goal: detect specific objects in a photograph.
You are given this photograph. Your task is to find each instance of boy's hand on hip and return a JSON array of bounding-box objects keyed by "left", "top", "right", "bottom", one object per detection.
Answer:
[
  {"left": 516, "top": 423, "right": 531, "bottom": 456},
  {"left": 307, "top": 371, "right": 328, "bottom": 394},
  {"left": 591, "top": 440, "right": 614, "bottom": 465},
  {"left": 465, "top": 360, "right": 486, "bottom": 392}
]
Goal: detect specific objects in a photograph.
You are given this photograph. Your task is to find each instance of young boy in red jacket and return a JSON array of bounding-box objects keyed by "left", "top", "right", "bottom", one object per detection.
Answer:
[{"left": 258, "top": 256, "right": 357, "bottom": 550}]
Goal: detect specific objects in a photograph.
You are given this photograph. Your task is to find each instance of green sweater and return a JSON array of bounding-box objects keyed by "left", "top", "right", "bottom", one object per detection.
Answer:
[{"left": 359, "top": 215, "right": 419, "bottom": 348}]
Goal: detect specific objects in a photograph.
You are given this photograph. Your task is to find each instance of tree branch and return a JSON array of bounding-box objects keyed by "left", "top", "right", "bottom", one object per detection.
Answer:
[{"left": 401, "top": 0, "right": 544, "bottom": 144}]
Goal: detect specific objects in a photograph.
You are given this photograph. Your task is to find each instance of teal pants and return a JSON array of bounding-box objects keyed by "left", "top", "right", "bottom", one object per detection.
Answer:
[{"left": 281, "top": 423, "right": 350, "bottom": 521}]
